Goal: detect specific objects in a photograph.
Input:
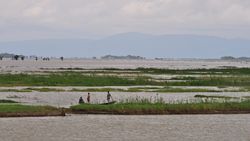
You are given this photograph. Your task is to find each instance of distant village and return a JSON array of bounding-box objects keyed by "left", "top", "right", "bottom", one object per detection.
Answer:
[{"left": 0, "top": 53, "right": 145, "bottom": 60}]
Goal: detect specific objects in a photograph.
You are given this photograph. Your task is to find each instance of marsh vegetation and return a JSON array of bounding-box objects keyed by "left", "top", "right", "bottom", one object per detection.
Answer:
[
  {"left": 70, "top": 96, "right": 250, "bottom": 115},
  {"left": 0, "top": 67, "right": 250, "bottom": 92}
]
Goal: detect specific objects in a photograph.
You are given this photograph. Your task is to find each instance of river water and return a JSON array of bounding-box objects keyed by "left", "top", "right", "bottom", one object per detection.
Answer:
[
  {"left": 0, "top": 114, "right": 249, "bottom": 141},
  {"left": 1, "top": 92, "right": 250, "bottom": 108}
]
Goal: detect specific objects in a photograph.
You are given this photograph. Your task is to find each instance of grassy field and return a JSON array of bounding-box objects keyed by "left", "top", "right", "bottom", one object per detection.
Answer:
[{"left": 0, "top": 73, "right": 250, "bottom": 87}]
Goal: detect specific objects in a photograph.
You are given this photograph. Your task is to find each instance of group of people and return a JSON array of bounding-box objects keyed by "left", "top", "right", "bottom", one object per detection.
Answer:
[{"left": 79, "top": 91, "right": 113, "bottom": 104}]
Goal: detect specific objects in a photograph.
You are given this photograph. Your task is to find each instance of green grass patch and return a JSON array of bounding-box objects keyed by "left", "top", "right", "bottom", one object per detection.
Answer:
[
  {"left": 0, "top": 104, "right": 56, "bottom": 113},
  {"left": 71, "top": 100, "right": 250, "bottom": 114},
  {"left": 0, "top": 104, "right": 65, "bottom": 117},
  {"left": 2, "top": 68, "right": 250, "bottom": 87}
]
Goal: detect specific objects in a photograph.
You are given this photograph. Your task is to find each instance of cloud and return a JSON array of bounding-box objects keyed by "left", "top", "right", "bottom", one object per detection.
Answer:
[{"left": 0, "top": 0, "right": 250, "bottom": 41}]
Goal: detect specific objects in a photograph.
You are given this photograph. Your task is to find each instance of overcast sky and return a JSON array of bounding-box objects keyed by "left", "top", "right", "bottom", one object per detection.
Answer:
[{"left": 1, "top": 0, "right": 250, "bottom": 41}]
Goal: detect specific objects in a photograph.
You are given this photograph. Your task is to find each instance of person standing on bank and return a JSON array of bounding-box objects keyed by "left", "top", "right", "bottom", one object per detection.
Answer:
[
  {"left": 87, "top": 93, "right": 90, "bottom": 103},
  {"left": 107, "top": 91, "right": 112, "bottom": 103}
]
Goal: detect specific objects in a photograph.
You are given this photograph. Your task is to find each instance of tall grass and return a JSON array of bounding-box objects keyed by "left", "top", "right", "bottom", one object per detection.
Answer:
[{"left": 71, "top": 100, "right": 250, "bottom": 114}]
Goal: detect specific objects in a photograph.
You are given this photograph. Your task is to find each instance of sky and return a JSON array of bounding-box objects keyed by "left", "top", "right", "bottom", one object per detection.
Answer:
[{"left": 1, "top": 0, "right": 250, "bottom": 41}]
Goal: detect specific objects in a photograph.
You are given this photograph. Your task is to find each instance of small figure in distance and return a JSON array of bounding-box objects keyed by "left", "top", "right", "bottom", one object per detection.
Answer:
[
  {"left": 87, "top": 93, "right": 90, "bottom": 103},
  {"left": 107, "top": 91, "right": 112, "bottom": 103},
  {"left": 79, "top": 96, "right": 84, "bottom": 104}
]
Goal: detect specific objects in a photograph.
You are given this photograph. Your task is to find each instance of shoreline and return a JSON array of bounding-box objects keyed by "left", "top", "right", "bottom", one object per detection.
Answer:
[
  {"left": 1, "top": 107, "right": 250, "bottom": 118},
  {"left": 70, "top": 110, "right": 250, "bottom": 115},
  {"left": 69, "top": 101, "right": 250, "bottom": 116},
  {"left": 1, "top": 110, "right": 250, "bottom": 118}
]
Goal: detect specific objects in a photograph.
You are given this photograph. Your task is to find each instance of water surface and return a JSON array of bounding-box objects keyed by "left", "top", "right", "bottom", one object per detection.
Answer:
[
  {"left": 0, "top": 114, "right": 249, "bottom": 141},
  {"left": 1, "top": 92, "right": 250, "bottom": 107}
]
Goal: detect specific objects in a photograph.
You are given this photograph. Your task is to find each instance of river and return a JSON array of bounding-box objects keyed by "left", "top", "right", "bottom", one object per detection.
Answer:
[
  {"left": 0, "top": 114, "right": 249, "bottom": 141},
  {"left": 1, "top": 92, "right": 250, "bottom": 107}
]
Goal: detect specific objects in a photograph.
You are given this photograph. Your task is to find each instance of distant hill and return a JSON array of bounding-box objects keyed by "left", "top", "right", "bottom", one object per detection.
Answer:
[{"left": 1, "top": 33, "right": 250, "bottom": 58}]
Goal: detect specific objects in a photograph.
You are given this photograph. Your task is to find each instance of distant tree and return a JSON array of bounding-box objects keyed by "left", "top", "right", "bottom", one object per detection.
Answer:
[
  {"left": 14, "top": 55, "right": 19, "bottom": 60},
  {"left": 60, "top": 56, "right": 64, "bottom": 61},
  {"left": 21, "top": 56, "right": 25, "bottom": 60}
]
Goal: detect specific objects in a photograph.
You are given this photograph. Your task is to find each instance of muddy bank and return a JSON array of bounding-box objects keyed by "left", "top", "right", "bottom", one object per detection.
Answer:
[{"left": 0, "top": 111, "right": 65, "bottom": 118}]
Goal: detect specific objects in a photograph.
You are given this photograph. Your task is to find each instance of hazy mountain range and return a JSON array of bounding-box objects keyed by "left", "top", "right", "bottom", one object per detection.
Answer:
[{"left": 0, "top": 32, "right": 250, "bottom": 58}]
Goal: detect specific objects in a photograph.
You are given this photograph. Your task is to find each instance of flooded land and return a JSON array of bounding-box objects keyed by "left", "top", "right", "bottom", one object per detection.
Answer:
[
  {"left": 0, "top": 59, "right": 250, "bottom": 73},
  {"left": 1, "top": 59, "right": 250, "bottom": 140}
]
